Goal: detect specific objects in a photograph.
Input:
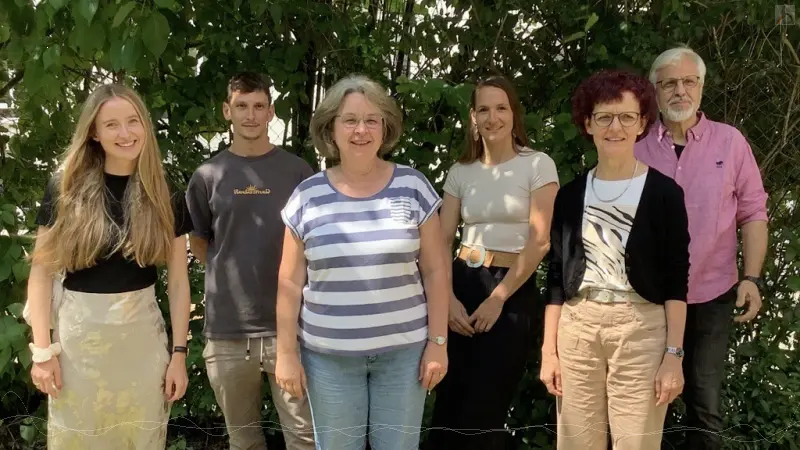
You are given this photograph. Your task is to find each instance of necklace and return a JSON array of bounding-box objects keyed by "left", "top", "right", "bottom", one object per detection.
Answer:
[{"left": 590, "top": 160, "right": 639, "bottom": 203}]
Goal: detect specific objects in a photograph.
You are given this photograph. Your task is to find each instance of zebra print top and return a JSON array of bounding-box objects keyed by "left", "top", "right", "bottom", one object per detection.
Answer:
[{"left": 578, "top": 169, "right": 648, "bottom": 300}]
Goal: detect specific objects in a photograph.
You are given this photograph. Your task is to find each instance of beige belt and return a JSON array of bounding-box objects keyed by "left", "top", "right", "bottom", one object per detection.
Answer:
[{"left": 457, "top": 245, "right": 518, "bottom": 268}]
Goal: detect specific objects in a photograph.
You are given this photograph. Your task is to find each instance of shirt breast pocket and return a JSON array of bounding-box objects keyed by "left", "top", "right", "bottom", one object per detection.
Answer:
[{"left": 390, "top": 198, "right": 416, "bottom": 225}]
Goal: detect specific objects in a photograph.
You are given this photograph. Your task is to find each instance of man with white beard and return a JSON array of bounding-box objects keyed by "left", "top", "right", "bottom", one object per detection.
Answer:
[{"left": 634, "top": 46, "right": 769, "bottom": 450}]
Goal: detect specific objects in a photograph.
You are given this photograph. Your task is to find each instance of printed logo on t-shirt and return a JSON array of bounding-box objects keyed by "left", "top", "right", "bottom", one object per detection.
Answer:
[{"left": 234, "top": 185, "right": 271, "bottom": 195}]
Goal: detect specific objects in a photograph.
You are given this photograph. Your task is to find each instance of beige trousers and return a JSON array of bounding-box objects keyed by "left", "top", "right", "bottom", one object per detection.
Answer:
[
  {"left": 204, "top": 338, "right": 315, "bottom": 450},
  {"left": 556, "top": 295, "right": 668, "bottom": 450}
]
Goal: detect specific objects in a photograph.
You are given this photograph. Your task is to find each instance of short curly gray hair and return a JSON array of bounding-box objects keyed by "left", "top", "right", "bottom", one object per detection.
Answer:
[{"left": 310, "top": 75, "right": 402, "bottom": 159}]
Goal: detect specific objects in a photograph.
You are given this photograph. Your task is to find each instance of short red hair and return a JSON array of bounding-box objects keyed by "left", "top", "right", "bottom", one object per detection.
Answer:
[{"left": 570, "top": 69, "right": 658, "bottom": 142}]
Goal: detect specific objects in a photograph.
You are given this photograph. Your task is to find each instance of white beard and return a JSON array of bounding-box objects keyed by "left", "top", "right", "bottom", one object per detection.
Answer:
[{"left": 662, "top": 103, "right": 697, "bottom": 122}]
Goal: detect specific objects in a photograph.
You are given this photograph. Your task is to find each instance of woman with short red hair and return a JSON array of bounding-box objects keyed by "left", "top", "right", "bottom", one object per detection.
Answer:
[{"left": 542, "top": 69, "right": 690, "bottom": 449}]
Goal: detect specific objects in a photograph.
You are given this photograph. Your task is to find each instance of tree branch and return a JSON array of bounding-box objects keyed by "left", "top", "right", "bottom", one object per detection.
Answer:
[{"left": 0, "top": 70, "right": 25, "bottom": 99}]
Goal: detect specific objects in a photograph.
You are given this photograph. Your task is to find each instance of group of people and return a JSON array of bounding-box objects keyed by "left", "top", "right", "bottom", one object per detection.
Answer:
[{"left": 25, "top": 45, "right": 768, "bottom": 450}]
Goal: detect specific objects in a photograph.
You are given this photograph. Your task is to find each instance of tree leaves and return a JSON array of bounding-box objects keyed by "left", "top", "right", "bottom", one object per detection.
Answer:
[
  {"left": 584, "top": 13, "right": 599, "bottom": 31},
  {"left": 154, "top": 0, "right": 179, "bottom": 11},
  {"left": 49, "top": 0, "right": 69, "bottom": 12},
  {"left": 77, "top": 0, "right": 99, "bottom": 23},
  {"left": 563, "top": 31, "right": 585, "bottom": 43},
  {"left": 112, "top": 2, "right": 137, "bottom": 28},
  {"left": 0, "top": 23, "right": 10, "bottom": 44},
  {"left": 142, "top": 12, "right": 170, "bottom": 58},
  {"left": 42, "top": 44, "right": 61, "bottom": 70}
]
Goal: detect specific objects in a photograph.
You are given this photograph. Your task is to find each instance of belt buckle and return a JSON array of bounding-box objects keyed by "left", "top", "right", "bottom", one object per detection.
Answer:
[{"left": 465, "top": 246, "right": 486, "bottom": 268}]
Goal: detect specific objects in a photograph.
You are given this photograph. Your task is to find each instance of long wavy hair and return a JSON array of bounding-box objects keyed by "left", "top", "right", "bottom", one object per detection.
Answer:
[{"left": 32, "top": 84, "right": 174, "bottom": 272}]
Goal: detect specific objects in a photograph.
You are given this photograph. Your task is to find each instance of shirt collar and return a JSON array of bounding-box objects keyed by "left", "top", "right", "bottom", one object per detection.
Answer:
[{"left": 656, "top": 111, "right": 708, "bottom": 142}]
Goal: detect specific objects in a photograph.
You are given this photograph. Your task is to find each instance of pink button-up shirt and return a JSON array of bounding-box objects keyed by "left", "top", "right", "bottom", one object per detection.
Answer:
[{"left": 634, "top": 112, "right": 768, "bottom": 304}]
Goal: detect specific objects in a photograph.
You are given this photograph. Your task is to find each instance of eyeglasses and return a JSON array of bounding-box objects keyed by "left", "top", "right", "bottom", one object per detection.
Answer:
[
  {"left": 656, "top": 75, "right": 702, "bottom": 92},
  {"left": 591, "top": 112, "right": 641, "bottom": 128},
  {"left": 336, "top": 115, "right": 383, "bottom": 130}
]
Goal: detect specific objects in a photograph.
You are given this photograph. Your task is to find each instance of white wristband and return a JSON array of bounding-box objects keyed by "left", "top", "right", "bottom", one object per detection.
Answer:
[{"left": 29, "top": 343, "right": 62, "bottom": 363}]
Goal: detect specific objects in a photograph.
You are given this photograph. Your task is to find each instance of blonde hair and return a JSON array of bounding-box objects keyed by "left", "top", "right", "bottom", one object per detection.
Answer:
[
  {"left": 310, "top": 75, "right": 402, "bottom": 159},
  {"left": 32, "top": 84, "right": 175, "bottom": 272}
]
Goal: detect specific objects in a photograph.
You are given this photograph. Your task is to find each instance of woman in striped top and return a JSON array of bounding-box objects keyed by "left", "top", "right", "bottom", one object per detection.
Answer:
[{"left": 274, "top": 75, "right": 451, "bottom": 450}]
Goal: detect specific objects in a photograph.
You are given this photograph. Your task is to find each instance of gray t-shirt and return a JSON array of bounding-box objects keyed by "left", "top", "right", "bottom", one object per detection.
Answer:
[{"left": 186, "top": 147, "right": 314, "bottom": 338}]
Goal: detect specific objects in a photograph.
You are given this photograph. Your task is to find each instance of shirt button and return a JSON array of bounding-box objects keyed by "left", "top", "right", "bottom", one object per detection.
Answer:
[{"left": 678, "top": 166, "right": 682, "bottom": 171}]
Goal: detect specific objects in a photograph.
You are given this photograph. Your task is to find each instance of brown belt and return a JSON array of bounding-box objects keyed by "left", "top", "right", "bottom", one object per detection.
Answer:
[{"left": 457, "top": 245, "right": 518, "bottom": 268}]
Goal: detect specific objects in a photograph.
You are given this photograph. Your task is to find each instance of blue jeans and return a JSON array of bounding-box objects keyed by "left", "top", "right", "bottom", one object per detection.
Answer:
[{"left": 301, "top": 344, "right": 427, "bottom": 450}]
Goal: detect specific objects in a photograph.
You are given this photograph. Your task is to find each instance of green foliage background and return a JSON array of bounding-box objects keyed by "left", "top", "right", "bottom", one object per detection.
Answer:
[{"left": 0, "top": 0, "right": 798, "bottom": 448}]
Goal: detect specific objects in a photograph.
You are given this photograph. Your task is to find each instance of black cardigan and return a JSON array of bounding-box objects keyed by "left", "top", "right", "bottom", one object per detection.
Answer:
[{"left": 546, "top": 167, "right": 690, "bottom": 305}]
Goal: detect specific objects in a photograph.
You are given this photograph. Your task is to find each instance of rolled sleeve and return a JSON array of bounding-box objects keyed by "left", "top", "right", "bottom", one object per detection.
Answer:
[{"left": 733, "top": 134, "right": 768, "bottom": 225}]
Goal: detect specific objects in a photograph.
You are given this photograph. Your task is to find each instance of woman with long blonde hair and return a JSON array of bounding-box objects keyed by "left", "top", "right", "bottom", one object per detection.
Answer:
[{"left": 25, "top": 84, "right": 193, "bottom": 449}]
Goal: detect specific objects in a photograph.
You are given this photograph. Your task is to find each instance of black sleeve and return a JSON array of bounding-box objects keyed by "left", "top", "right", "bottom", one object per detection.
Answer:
[
  {"left": 662, "top": 179, "right": 690, "bottom": 302},
  {"left": 172, "top": 189, "right": 194, "bottom": 237},
  {"left": 546, "top": 187, "right": 566, "bottom": 305},
  {"left": 35, "top": 176, "right": 58, "bottom": 227},
  {"left": 185, "top": 171, "right": 213, "bottom": 240}
]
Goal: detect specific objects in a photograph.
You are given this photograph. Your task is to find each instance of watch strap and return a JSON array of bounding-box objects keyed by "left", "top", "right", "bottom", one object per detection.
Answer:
[
  {"left": 427, "top": 336, "right": 447, "bottom": 345},
  {"left": 742, "top": 275, "right": 763, "bottom": 289},
  {"left": 665, "top": 346, "right": 684, "bottom": 359}
]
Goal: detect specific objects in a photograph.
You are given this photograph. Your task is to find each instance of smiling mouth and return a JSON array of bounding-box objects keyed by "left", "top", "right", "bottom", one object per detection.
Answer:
[
  {"left": 117, "top": 141, "right": 137, "bottom": 148},
  {"left": 605, "top": 137, "right": 625, "bottom": 142}
]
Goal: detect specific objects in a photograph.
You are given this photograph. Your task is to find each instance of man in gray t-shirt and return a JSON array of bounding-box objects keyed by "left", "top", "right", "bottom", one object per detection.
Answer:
[{"left": 186, "top": 72, "right": 315, "bottom": 450}]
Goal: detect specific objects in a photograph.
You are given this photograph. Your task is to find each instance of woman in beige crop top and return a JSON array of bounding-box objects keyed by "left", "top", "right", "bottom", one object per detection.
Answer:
[{"left": 425, "top": 75, "right": 559, "bottom": 450}]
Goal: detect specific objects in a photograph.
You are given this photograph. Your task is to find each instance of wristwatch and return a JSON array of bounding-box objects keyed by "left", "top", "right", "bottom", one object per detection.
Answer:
[
  {"left": 665, "top": 347, "right": 684, "bottom": 359},
  {"left": 741, "top": 275, "right": 764, "bottom": 290},
  {"left": 428, "top": 336, "right": 447, "bottom": 346}
]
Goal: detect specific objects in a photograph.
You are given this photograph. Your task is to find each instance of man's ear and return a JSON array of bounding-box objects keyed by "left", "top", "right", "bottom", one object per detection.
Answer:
[{"left": 222, "top": 102, "right": 232, "bottom": 121}]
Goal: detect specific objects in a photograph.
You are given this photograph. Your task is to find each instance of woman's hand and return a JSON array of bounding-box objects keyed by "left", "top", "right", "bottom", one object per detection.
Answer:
[
  {"left": 276, "top": 351, "right": 307, "bottom": 399},
  {"left": 469, "top": 294, "right": 505, "bottom": 333},
  {"left": 448, "top": 293, "right": 474, "bottom": 336},
  {"left": 419, "top": 342, "right": 448, "bottom": 392},
  {"left": 31, "top": 358, "right": 62, "bottom": 398},
  {"left": 164, "top": 354, "right": 188, "bottom": 402},
  {"left": 539, "top": 349, "right": 562, "bottom": 396},
  {"left": 655, "top": 355, "right": 684, "bottom": 406}
]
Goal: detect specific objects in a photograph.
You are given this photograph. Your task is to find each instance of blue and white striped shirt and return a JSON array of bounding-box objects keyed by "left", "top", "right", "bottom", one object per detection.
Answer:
[{"left": 281, "top": 164, "right": 442, "bottom": 355}]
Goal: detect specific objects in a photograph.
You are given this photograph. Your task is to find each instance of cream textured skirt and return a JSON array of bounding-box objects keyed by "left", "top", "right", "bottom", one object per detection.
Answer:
[{"left": 48, "top": 285, "right": 171, "bottom": 449}]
